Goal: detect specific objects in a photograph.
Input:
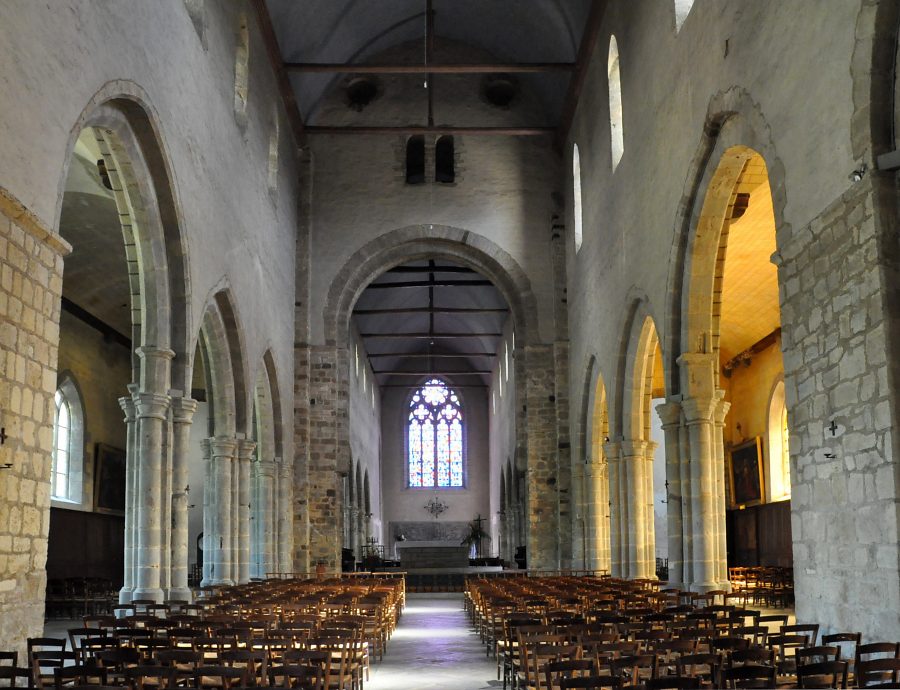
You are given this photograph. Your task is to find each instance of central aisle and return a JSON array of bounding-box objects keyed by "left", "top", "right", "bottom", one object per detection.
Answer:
[{"left": 366, "top": 594, "right": 498, "bottom": 690}]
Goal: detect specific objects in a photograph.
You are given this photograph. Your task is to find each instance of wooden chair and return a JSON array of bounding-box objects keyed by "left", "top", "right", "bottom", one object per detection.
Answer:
[
  {"left": 124, "top": 664, "right": 175, "bottom": 690},
  {"left": 559, "top": 677, "right": 623, "bottom": 690},
  {"left": 220, "top": 650, "right": 268, "bottom": 686},
  {"left": 856, "top": 658, "right": 900, "bottom": 689},
  {"left": 797, "top": 660, "right": 848, "bottom": 689},
  {"left": 53, "top": 664, "right": 108, "bottom": 690},
  {"left": 545, "top": 659, "right": 596, "bottom": 689},
  {"left": 192, "top": 666, "right": 248, "bottom": 690},
  {"left": 29, "top": 638, "right": 76, "bottom": 690},
  {"left": 645, "top": 677, "right": 701, "bottom": 690},
  {"left": 608, "top": 653, "right": 658, "bottom": 688},
  {"left": 720, "top": 664, "right": 776, "bottom": 689},
  {"left": 676, "top": 652, "right": 722, "bottom": 687},
  {"left": 0, "top": 665, "right": 32, "bottom": 689}
]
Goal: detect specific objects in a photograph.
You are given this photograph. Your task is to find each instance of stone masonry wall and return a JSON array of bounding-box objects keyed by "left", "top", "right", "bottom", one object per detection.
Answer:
[
  {"left": 776, "top": 176, "right": 900, "bottom": 639},
  {"left": 0, "top": 188, "right": 69, "bottom": 659}
]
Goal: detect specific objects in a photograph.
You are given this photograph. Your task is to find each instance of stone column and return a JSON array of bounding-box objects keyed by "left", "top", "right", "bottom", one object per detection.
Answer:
[
  {"left": 656, "top": 400, "right": 684, "bottom": 589},
  {"left": 208, "top": 437, "right": 237, "bottom": 586},
  {"left": 200, "top": 439, "right": 213, "bottom": 586},
  {"left": 681, "top": 395, "right": 719, "bottom": 592},
  {"left": 132, "top": 388, "right": 172, "bottom": 603},
  {"left": 621, "top": 440, "right": 655, "bottom": 579},
  {"left": 118, "top": 389, "right": 138, "bottom": 604},
  {"left": 570, "top": 462, "right": 585, "bottom": 569},
  {"left": 169, "top": 397, "right": 197, "bottom": 602},
  {"left": 713, "top": 393, "right": 731, "bottom": 589},
  {"left": 278, "top": 459, "right": 293, "bottom": 574},
  {"left": 585, "top": 459, "right": 610, "bottom": 573},
  {"left": 236, "top": 439, "right": 256, "bottom": 584},
  {"left": 643, "top": 440, "right": 658, "bottom": 579},
  {"left": 257, "top": 458, "right": 276, "bottom": 577},
  {"left": 605, "top": 441, "right": 624, "bottom": 577}
]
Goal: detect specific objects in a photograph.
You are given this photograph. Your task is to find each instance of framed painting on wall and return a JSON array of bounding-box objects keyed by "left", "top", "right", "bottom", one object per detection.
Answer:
[
  {"left": 729, "top": 437, "right": 764, "bottom": 507},
  {"left": 94, "top": 444, "right": 126, "bottom": 515}
]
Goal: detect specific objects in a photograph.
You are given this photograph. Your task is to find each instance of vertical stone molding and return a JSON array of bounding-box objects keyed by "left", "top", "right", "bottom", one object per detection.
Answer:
[
  {"left": 656, "top": 399, "right": 684, "bottom": 589},
  {"left": 257, "top": 457, "right": 276, "bottom": 577},
  {"left": 621, "top": 440, "right": 654, "bottom": 579},
  {"left": 168, "top": 397, "right": 197, "bottom": 602},
  {"left": 680, "top": 394, "right": 721, "bottom": 592},
  {"left": 200, "top": 439, "right": 213, "bottom": 586},
  {"left": 207, "top": 437, "right": 237, "bottom": 586},
  {"left": 277, "top": 460, "right": 294, "bottom": 573},
  {"left": 570, "top": 462, "right": 585, "bottom": 568},
  {"left": 713, "top": 393, "right": 731, "bottom": 589},
  {"left": 236, "top": 439, "right": 256, "bottom": 584},
  {"left": 118, "top": 390, "right": 138, "bottom": 603},
  {"left": 604, "top": 441, "right": 624, "bottom": 576},
  {"left": 131, "top": 388, "right": 173, "bottom": 603},
  {"left": 585, "top": 459, "right": 610, "bottom": 572}
]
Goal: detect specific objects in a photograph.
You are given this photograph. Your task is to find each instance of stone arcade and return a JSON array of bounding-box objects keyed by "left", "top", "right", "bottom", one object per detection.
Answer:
[{"left": 1, "top": 0, "right": 900, "bottom": 668}]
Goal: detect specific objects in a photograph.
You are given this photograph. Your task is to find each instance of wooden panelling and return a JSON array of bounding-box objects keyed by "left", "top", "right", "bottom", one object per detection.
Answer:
[
  {"left": 47, "top": 508, "right": 124, "bottom": 584},
  {"left": 727, "top": 500, "right": 792, "bottom": 567}
]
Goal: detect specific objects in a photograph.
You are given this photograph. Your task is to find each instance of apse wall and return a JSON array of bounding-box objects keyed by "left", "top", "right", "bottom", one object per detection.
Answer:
[{"left": 379, "top": 384, "right": 490, "bottom": 558}]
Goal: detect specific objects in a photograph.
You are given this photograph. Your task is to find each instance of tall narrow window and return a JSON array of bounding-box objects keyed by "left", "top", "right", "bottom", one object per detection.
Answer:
[
  {"left": 674, "top": 0, "right": 695, "bottom": 32},
  {"left": 767, "top": 381, "right": 791, "bottom": 501},
  {"left": 573, "top": 144, "right": 584, "bottom": 252},
  {"left": 52, "top": 380, "right": 84, "bottom": 503},
  {"left": 608, "top": 36, "right": 624, "bottom": 171},
  {"left": 406, "top": 136, "right": 426, "bottom": 184},
  {"left": 435, "top": 136, "right": 455, "bottom": 183},
  {"left": 408, "top": 378, "right": 464, "bottom": 488}
]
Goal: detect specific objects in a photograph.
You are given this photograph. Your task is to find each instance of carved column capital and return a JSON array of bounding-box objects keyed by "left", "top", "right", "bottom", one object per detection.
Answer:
[
  {"left": 713, "top": 390, "right": 731, "bottom": 426},
  {"left": 119, "top": 394, "right": 137, "bottom": 422},
  {"left": 170, "top": 397, "right": 199, "bottom": 424},
  {"left": 236, "top": 439, "right": 257, "bottom": 461},
  {"left": 681, "top": 396, "right": 719, "bottom": 424},
  {"left": 209, "top": 436, "right": 238, "bottom": 459},
  {"left": 621, "top": 439, "right": 649, "bottom": 459},
  {"left": 133, "top": 391, "right": 172, "bottom": 420},
  {"left": 655, "top": 400, "right": 683, "bottom": 428}
]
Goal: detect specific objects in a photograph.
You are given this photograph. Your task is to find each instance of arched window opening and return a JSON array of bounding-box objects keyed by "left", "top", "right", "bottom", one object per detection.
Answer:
[
  {"left": 435, "top": 136, "right": 455, "bottom": 183},
  {"left": 573, "top": 144, "right": 584, "bottom": 252},
  {"left": 267, "top": 112, "right": 279, "bottom": 197},
  {"left": 767, "top": 380, "right": 791, "bottom": 501},
  {"left": 407, "top": 378, "right": 464, "bottom": 488},
  {"left": 52, "top": 380, "right": 84, "bottom": 503},
  {"left": 674, "top": 0, "right": 695, "bottom": 32},
  {"left": 406, "top": 136, "right": 426, "bottom": 184},
  {"left": 608, "top": 37, "right": 624, "bottom": 171}
]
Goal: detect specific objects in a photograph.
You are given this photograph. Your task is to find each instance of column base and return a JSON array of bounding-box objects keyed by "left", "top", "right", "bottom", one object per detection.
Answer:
[
  {"left": 206, "top": 578, "right": 235, "bottom": 587},
  {"left": 689, "top": 581, "right": 720, "bottom": 594},
  {"left": 166, "top": 587, "right": 193, "bottom": 604},
  {"left": 130, "top": 587, "right": 164, "bottom": 603},
  {"left": 118, "top": 588, "right": 134, "bottom": 605}
]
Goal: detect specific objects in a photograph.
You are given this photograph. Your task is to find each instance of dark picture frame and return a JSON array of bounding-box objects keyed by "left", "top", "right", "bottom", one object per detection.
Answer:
[
  {"left": 94, "top": 444, "right": 126, "bottom": 515},
  {"left": 729, "top": 437, "right": 764, "bottom": 507}
]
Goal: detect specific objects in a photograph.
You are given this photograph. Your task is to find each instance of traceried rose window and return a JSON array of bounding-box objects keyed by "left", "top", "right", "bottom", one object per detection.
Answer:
[{"left": 407, "top": 379, "right": 464, "bottom": 488}]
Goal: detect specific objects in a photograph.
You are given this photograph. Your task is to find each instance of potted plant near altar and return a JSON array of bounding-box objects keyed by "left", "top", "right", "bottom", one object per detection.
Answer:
[{"left": 460, "top": 515, "right": 489, "bottom": 560}]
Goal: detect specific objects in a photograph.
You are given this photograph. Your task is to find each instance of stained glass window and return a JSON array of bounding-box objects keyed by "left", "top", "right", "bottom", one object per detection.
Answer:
[{"left": 407, "top": 378, "right": 464, "bottom": 488}]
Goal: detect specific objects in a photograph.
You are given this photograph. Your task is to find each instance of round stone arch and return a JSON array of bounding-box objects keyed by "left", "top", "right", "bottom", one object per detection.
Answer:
[
  {"left": 323, "top": 225, "right": 539, "bottom": 349},
  {"left": 581, "top": 355, "right": 612, "bottom": 465},
  {"left": 612, "top": 294, "right": 666, "bottom": 441},
  {"left": 196, "top": 288, "right": 249, "bottom": 439},
  {"left": 663, "top": 88, "right": 788, "bottom": 397},
  {"left": 54, "top": 81, "right": 191, "bottom": 393}
]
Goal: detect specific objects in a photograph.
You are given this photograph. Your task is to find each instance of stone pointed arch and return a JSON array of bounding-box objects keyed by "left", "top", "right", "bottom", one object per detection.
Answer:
[
  {"left": 54, "top": 81, "right": 191, "bottom": 391},
  {"left": 254, "top": 349, "right": 284, "bottom": 460},
  {"left": 613, "top": 294, "right": 664, "bottom": 440}
]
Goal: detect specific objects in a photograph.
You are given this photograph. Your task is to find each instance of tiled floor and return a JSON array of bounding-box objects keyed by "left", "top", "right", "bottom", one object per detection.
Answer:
[{"left": 367, "top": 594, "right": 499, "bottom": 690}]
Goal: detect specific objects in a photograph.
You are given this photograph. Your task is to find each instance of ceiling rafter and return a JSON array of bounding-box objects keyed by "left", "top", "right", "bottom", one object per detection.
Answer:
[
  {"left": 557, "top": 0, "right": 609, "bottom": 150},
  {"left": 284, "top": 62, "right": 577, "bottom": 74}
]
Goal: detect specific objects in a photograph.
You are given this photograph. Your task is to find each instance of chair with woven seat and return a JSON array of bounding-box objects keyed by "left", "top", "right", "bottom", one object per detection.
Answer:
[
  {"left": 676, "top": 652, "right": 722, "bottom": 687},
  {"left": 53, "top": 664, "right": 108, "bottom": 690},
  {"left": 124, "top": 664, "right": 175, "bottom": 690},
  {"left": 220, "top": 650, "right": 267, "bottom": 687},
  {"left": 645, "top": 677, "right": 701, "bottom": 690},
  {"left": 545, "top": 659, "right": 596, "bottom": 689},
  {"left": 192, "top": 666, "right": 248, "bottom": 690}
]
